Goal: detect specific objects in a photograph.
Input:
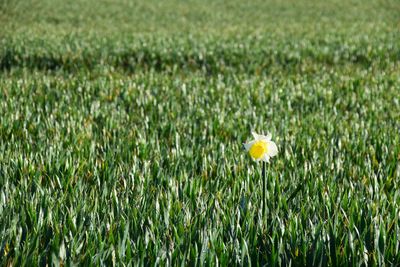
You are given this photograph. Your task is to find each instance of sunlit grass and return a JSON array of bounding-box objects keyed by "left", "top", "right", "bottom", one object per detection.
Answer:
[{"left": 1, "top": 0, "right": 400, "bottom": 265}]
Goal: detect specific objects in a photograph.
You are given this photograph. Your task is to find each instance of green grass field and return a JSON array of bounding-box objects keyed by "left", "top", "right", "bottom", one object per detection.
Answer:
[{"left": 1, "top": 0, "right": 400, "bottom": 265}]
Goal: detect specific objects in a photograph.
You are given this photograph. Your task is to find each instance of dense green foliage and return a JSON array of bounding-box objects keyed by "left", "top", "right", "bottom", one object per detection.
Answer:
[{"left": 1, "top": 0, "right": 399, "bottom": 265}]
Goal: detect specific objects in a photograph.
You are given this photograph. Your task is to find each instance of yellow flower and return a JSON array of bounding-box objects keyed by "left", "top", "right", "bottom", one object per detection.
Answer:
[{"left": 244, "top": 132, "right": 278, "bottom": 162}]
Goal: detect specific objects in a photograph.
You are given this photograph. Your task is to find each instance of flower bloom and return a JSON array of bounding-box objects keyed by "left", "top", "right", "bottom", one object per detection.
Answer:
[{"left": 244, "top": 132, "right": 278, "bottom": 162}]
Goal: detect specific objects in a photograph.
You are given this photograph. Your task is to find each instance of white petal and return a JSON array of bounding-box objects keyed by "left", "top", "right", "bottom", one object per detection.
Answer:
[
  {"left": 262, "top": 154, "right": 270, "bottom": 162},
  {"left": 243, "top": 140, "right": 256, "bottom": 151},
  {"left": 252, "top": 132, "right": 271, "bottom": 141},
  {"left": 266, "top": 141, "right": 278, "bottom": 157}
]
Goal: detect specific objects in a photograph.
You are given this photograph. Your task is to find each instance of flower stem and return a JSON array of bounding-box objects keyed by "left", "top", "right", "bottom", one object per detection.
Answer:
[{"left": 262, "top": 161, "right": 266, "bottom": 218}]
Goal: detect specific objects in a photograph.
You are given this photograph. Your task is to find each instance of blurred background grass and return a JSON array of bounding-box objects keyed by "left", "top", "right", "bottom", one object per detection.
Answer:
[
  {"left": 1, "top": 0, "right": 399, "bottom": 37},
  {"left": 0, "top": 0, "right": 399, "bottom": 75}
]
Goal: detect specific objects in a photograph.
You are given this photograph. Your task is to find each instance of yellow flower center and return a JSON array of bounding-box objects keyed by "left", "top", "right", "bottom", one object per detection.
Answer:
[{"left": 249, "top": 140, "right": 267, "bottom": 159}]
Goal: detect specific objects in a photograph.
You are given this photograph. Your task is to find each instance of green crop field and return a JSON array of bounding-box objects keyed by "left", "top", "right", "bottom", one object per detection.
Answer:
[{"left": 1, "top": 0, "right": 399, "bottom": 265}]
